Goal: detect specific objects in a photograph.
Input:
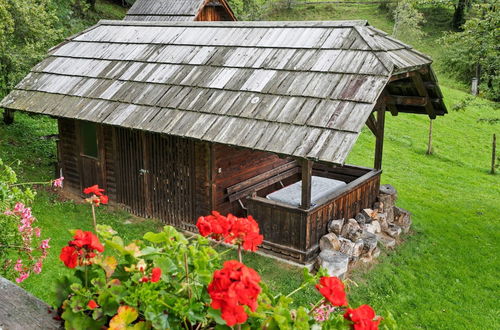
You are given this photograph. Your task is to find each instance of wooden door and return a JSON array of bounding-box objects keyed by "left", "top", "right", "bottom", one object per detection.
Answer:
[
  {"left": 77, "top": 121, "right": 105, "bottom": 192},
  {"left": 146, "top": 133, "right": 196, "bottom": 229}
]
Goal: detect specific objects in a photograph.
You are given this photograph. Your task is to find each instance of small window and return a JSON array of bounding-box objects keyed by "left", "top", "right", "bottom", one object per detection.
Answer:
[{"left": 81, "top": 121, "right": 98, "bottom": 158}]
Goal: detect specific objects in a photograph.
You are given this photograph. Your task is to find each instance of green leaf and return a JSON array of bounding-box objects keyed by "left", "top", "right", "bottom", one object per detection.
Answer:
[
  {"left": 109, "top": 305, "right": 139, "bottom": 330},
  {"left": 208, "top": 307, "right": 226, "bottom": 325}
]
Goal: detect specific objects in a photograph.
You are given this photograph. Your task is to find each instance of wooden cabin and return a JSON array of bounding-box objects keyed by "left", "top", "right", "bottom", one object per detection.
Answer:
[
  {"left": 124, "top": 0, "right": 236, "bottom": 21},
  {"left": 0, "top": 21, "right": 446, "bottom": 263}
]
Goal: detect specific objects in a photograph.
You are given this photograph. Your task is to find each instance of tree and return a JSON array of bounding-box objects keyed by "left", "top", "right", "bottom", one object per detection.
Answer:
[
  {"left": 392, "top": 0, "right": 426, "bottom": 41},
  {"left": 442, "top": 1, "right": 499, "bottom": 100},
  {"left": 0, "top": 0, "right": 61, "bottom": 122}
]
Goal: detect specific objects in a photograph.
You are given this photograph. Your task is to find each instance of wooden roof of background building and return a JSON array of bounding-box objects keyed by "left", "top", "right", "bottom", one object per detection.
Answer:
[
  {"left": 124, "top": 0, "right": 236, "bottom": 21},
  {"left": 0, "top": 20, "right": 446, "bottom": 165}
]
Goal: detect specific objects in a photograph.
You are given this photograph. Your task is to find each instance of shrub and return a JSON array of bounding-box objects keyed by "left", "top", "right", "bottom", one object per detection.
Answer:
[{"left": 55, "top": 202, "right": 395, "bottom": 329}]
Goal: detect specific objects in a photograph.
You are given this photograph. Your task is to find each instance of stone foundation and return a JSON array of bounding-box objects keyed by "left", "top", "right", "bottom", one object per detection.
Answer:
[{"left": 316, "top": 184, "right": 412, "bottom": 278}]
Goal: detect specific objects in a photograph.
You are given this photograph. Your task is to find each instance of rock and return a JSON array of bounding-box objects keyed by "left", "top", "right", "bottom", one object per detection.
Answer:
[
  {"left": 393, "top": 207, "right": 412, "bottom": 233},
  {"left": 385, "top": 223, "right": 402, "bottom": 238},
  {"left": 376, "top": 233, "right": 396, "bottom": 249},
  {"left": 372, "top": 247, "right": 381, "bottom": 258},
  {"left": 363, "top": 220, "right": 381, "bottom": 234},
  {"left": 341, "top": 219, "right": 362, "bottom": 241},
  {"left": 361, "top": 232, "right": 378, "bottom": 255},
  {"left": 355, "top": 213, "right": 369, "bottom": 225},
  {"left": 320, "top": 233, "right": 341, "bottom": 251},
  {"left": 328, "top": 218, "right": 344, "bottom": 235},
  {"left": 317, "top": 250, "right": 349, "bottom": 278},
  {"left": 379, "top": 184, "right": 397, "bottom": 196}
]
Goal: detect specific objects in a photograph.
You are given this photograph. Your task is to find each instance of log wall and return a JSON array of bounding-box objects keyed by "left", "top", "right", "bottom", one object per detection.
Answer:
[{"left": 213, "top": 145, "right": 292, "bottom": 216}]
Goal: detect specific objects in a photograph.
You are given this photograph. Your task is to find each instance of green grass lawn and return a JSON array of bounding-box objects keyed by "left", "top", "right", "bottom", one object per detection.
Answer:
[{"left": 1, "top": 1, "right": 499, "bottom": 329}]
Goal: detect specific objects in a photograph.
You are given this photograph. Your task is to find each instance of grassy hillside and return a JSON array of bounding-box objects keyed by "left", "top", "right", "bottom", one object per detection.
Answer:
[{"left": 0, "top": 1, "right": 499, "bottom": 329}]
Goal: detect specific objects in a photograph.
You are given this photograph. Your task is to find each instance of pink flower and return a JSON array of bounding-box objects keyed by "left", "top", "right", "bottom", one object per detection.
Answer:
[
  {"left": 33, "top": 261, "right": 42, "bottom": 274},
  {"left": 40, "top": 239, "right": 50, "bottom": 250},
  {"left": 21, "top": 207, "right": 32, "bottom": 219},
  {"left": 14, "top": 203, "right": 25, "bottom": 213},
  {"left": 14, "top": 259, "right": 23, "bottom": 272},
  {"left": 16, "top": 272, "right": 29, "bottom": 283},
  {"left": 34, "top": 227, "right": 41, "bottom": 237},
  {"left": 53, "top": 176, "right": 64, "bottom": 188}
]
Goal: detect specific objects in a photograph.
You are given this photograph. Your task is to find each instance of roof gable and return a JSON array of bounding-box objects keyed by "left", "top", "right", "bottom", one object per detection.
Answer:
[
  {"left": 0, "top": 21, "right": 445, "bottom": 165},
  {"left": 125, "top": 0, "right": 236, "bottom": 21}
]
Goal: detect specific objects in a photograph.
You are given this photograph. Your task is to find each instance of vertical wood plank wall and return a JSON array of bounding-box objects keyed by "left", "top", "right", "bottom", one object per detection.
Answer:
[
  {"left": 58, "top": 119, "right": 210, "bottom": 230},
  {"left": 58, "top": 119, "right": 80, "bottom": 189},
  {"left": 213, "top": 145, "right": 293, "bottom": 216}
]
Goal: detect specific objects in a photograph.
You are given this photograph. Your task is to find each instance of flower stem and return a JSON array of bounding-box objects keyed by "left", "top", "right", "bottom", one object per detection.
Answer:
[
  {"left": 285, "top": 284, "right": 306, "bottom": 298},
  {"left": 91, "top": 204, "right": 97, "bottom": 233},
  {"left": 9, "top": 181, "right": 51, "bottom": 187},
  {"left": 308, "top": 298, "right": 325, "bottom": 315},
  {"left": 238, "top": 244, "right": 242, "bottom": 263},
  {"left": 184, "top": 252, "right": 192, "bottom": 301}
]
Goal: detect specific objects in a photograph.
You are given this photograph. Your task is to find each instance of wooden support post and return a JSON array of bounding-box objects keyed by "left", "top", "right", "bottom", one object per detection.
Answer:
[
  {"left": 301, "top": 159, "right": 312, "bottom": 210},
  {"left": 492, "top": 133, "right": 497, "bottom": 175},
  {"left": 374, "top": 107, "right": 386, "bottom": 170},
  {"left": 3, "top": 109, "right": 14, "bottom": 125},
  {"left": 426, "top": 119, "right": 433, "bottom": 155}
]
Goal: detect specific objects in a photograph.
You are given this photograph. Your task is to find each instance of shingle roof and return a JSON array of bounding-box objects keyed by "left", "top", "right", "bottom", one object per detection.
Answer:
[
  {"left": 0, "top": 20, "right": 444, "bottom": 165},
  {"left": 124, "top": 0, "right": 233, "bottom": 21}
]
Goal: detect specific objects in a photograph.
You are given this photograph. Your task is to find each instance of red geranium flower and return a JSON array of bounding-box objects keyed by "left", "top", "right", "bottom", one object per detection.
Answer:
[
  {"left": 87, "top": 300, "right": 99, "bottom": 310},
  {"left": 83, "top": 185, "right": 104, "bottom": 196},
  {"left": 60, "top": 230, "right": 104, "bottom": 268},
  {"left": 208, "top": 260, "right": 261, "bottom": 326},
  {"left": 60, "top": 246, "right": 78, "bottom": 268},
  {"left": 139, "top": 276, "right": 149, "bottom": 283},
  {"left": 99, "top": 195, "right": 108, "bottom": 205},
  {"left": 344, "top": 305, "right": 381, "bottom": 330},
  {"left": 315, "top": 276, "right": 348, "bottom": 307},
  {"left": 70, "top": 230, "right": 104, "bottom": 252},
  {"left": 151, "top": 267, "right": 162, "bottom": 283},
  {"left": 226, "top": 215, "right": 263, "bottom": 252},
  {"left": 196, "top": 211, "right": 233, "bottom": 239}
]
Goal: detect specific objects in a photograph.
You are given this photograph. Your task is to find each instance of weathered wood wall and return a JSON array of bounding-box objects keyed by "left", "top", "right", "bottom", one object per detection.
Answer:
[
  {"left": 57, "top": 119, "right": 210, "bottom": 230},
  {"left": 213, "top": 145, "right": 292, "bottom": 216},
  {"left": 58, "top": 119, "right": 80, "bottom": 189}
]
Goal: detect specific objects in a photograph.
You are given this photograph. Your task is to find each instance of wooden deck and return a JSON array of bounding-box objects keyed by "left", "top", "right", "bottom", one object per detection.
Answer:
[{"left": 246, "top": 165, "right": 381, "bottom": 263}]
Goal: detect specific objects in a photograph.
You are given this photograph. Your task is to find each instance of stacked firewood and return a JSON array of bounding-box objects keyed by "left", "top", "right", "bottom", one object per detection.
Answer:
[{"left": 316, "top": 184, "right": 412, "bottom": 278}]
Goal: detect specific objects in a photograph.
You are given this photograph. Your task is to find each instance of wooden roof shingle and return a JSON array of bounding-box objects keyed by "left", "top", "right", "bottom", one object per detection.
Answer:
[{"left": 0, "top": 20, "right": 446, "bottom": 165}]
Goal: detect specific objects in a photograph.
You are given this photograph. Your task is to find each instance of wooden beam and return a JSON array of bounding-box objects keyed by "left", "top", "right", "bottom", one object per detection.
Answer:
[
  {"left": 411, "top": 73, "right": 436, "bottom": 119},
  {"left": 366, "top": 113, "right": 378, "bottom": 136},
  {"left": 374, "top": 106, "right": 386, "bottom": 170},
  {"left": 389, "top": 66, "right": 429, "bottom": 82},
  {"left": 301, "top": 159, "right": 313, "bottom": 210},
  {"left": 385, "top": 95, "right": 428, "bottom": 107}
]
